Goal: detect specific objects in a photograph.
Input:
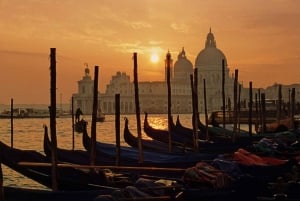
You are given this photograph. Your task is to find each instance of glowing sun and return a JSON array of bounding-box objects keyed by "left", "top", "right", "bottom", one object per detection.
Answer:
[{"left": 150, "top": 53, "right": 159, "bottom": 63}]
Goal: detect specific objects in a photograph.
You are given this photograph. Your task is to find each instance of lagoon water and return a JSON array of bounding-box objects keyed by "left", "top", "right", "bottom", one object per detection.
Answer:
[{"left": 0, "top": 113, "right": 197, "bottom": 190}]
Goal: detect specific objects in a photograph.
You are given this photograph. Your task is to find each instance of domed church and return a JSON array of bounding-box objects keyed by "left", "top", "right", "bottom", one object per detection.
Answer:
[
  {"left": 194, "top": 28, "right": 239, "bottom": 111},
  {"left": 171, "top": 28, "right": 241, "bottom": 112},
  {"left": 73, "top": 29, "right": 246, "bottom": 114}
]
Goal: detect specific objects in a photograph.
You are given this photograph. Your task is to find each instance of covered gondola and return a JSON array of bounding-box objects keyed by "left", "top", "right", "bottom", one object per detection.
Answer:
[{"left": 82, "top": 123, "right": 218, "bottom": 169}]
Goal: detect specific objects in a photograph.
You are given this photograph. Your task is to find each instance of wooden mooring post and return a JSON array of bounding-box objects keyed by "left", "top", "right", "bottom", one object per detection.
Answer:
[
  {"left": 133, "top": 52, "right": 144, "bottom": 163},
  {"left": 222, "top": 59, "right": 226, "bottom": 128},
  {"left": 166, "top": 52, "right": 173, "bottom": 153},
  {"left": 193, "top": 68, "right": 199, "bottom": 151},
  {"left": 71, "top": 96, "right": 75, "bottom": 150},
  {"left": 10, "top": 98, "right": 13, "bottom": 148},
  {"left": 49, "top": 47, "right": 58, "bottom": 191},
  {"left": 232, "top": 69, "right": 238, "bottom": 143},
  {"left": 90, "top": 66, "right": 99, "bottom": 167},
  {"left": 203, "top": 79, "right": 209, "bottom": 141},
  {"left": 248, "top": 81, "right": 253, "bottom": 137},
  {"left": 115, "top": 94, "right": 121, "bottom": 166}
]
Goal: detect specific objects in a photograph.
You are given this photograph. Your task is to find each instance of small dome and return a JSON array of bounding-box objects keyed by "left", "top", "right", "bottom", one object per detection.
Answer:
[
  {"left": 195, "top": 29, "right": 227, "bottom": 68},
  {"left": 174, "top": 47, "right": 193, "bottom": 82},
  {"left": 174, "top": 47, "right": 193, "bottom": 72}
]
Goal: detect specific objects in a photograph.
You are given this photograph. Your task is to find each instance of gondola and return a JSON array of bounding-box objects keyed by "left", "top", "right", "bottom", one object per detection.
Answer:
[
  {"left": 123, "top": 117, "right": 191, "bottom": 153},
  {"left": 43, "top": 125, "right": 115, "bottom": 166},
  {"left": 223, "top": 148, "right": 298, "bottom": 177},
  {"left": 42, "top": 129, "right": 244, "bottom": 201},
  {"left": 129, "top": 116, "right": 249, "bottom": 154},
  {"left": 96, "top": 109, "right": 105, "bottom": 122},
  {"left": 82, "top": 123, "right": 218, "bottom": 169},
  {"left": 194, "top": 114, "right": 256, "bottom": 141},
  {"left": 43, "top": 125, "right": 186, "bottom": 179},
  {"left": 43, "top": 125, "right": 181, "bottom": 181},
  {"left": 211, "top": 150, "right": 300, "bottom": 201},
  {"left": 0, "top": 140, "right": 116, "bottom": 191},
  {"left": 143, "top": 113, "right": 253, "bottom": 153},
  {"left": 74, "top": 119, "right": 88, "bottom": 133},
  {"left": 143, "top": 113, "right": 194, "bottom": 147},
  {"left": 176, "top": 114, "right": 251, "bottom": 141},
  {"left": 177, "top": 114, "right": 294, "bottom": 144}
]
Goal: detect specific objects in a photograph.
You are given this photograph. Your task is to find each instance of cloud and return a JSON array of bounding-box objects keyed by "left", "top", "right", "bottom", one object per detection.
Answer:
[
  {"left": 0, "top": 49, "right": 47, "bottom": 57},
  {"left": 127, "top": 21, "right": 152, "bottom": 30},
  {"left": 170, "top": 23, "right": 189, "bottom": 33}
]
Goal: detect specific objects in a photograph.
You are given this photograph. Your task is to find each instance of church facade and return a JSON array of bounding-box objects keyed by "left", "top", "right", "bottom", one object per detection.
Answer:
[{"left": 72, "top": 30, "right": 300, "bottom": 115}]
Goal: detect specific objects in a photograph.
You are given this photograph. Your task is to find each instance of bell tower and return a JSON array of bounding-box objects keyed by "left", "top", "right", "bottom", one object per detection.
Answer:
[{"left": 164, "top": 51, "right": 173, "bottom": 81}]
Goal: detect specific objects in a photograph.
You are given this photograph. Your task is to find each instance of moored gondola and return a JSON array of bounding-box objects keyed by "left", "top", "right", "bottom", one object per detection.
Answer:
[
  {"left": 82, "top": 123, "right": 218, "bottom": 169},
  {"left": 74, "top": 119, "right": 88, "bottom": 133},
  {"left": 143, "top": 113, "right": 194, "bottom": 147},
  {"left": 123, "top": 117, "right": 191, "bottom": 153},
  {"left": 0, "top": 140, "right": 112, "bottom": 191}
]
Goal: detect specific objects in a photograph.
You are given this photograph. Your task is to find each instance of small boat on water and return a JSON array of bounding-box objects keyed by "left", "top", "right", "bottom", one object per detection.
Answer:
[
  {"left": 74, "top": 119, "right": 88, "bottom": 133},
  {"left": 0, "top": 107, "right": 58, "bottom": 119},
  {"left": 208, "top": 98, "right": 290, "bottom": 125},
  {"left": 96, "top": 109, "right": 105, "bottom": 122}
]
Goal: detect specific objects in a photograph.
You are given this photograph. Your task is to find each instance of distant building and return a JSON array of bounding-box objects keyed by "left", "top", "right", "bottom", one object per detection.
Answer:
[{"left": 72, "top": 29, "right": 300, "bottom": 115}]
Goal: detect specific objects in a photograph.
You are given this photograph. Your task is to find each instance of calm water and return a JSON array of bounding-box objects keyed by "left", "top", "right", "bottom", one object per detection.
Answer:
[{"left": 0, "top": 113, "right": 197, "bottom": 189}]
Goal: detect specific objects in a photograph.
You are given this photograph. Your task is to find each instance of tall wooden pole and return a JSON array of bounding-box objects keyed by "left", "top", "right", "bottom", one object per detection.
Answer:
[
  {"left": 49, "top": 48, "right": 58, "bottom": 191},
  {"left": 291, "top": 88, "right": 296, "bottom": 130},
  {"left": 90, "top": 66, "right": 99, "bottom": 166},
  {"left": 133, "top": 52, "right": 143, "bottom": 163},
  {"left": 233, "top": 69, "right": 238, "bottom": 143},
  {"left": 190, "top": 74, "right": 196, "bottom": 144},
  {"left": 166, "top": 52, "right": 172, "bottom": 153},
  {"left": 10, "top": 98, "right": 13, "bottom": 148},
  {"left": 222, "top": 59, "right": 226, "bottom": 128},
  {"left": 255, "top": 93, "right": 259, "bottom": 132},
  {"left": 193, "top": 68, "right": 199, "bottom": 151},
  {"left": 248, "top": 82, "right": 253, "bottom": 137},
  {"left": 115, "top": 94, "right": 121, "bottom": 166},
  {"left": 277, "top": 84, "right": 282, "bottom": 123},
  {"left": 258, "top": 89, "right": 262, "bottom": 130},
  {"left": 71, "top": 96, "right": 74, "bottom": 150},
  {"left": 288, "top": 88, "right": 291, "bottom": 117},
  {"left": 261, "top": 93, "right": 266, "bottom": 133},
  {"left": 237, "top": 84, "right": 241, "bottom": 134},
  {"left": 203, "top": 79, "right": 209, "bottom": 141}
]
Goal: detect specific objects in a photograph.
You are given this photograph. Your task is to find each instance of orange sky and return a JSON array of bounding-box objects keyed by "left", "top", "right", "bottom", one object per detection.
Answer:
[{"left": 0, "top": 0, "right": 299, "bottom": 104}]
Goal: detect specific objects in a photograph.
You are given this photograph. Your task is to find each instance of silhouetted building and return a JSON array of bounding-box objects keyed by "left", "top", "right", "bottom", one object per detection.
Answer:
[{"left": 72, "top": 29, "right": 300, "bottom": 114}]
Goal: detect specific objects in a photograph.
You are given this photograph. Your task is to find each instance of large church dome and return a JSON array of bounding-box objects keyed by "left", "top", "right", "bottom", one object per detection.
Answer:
[{"left": 195, "top": 29, "right": 227, "bottom": 68}]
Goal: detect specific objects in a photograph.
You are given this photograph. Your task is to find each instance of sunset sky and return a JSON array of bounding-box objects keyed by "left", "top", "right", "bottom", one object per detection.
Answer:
[{"left": 0, "top": 0, "right": 299, "bottom": 104}]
